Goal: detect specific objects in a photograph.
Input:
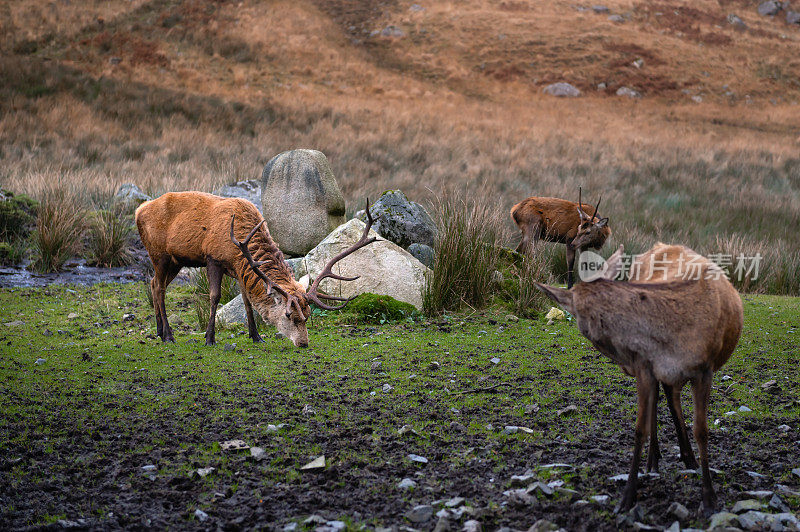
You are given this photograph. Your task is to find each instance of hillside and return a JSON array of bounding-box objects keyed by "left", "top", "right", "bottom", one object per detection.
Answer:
[{"left": 1, "top": 0, "right": 799, "bottom": 291}]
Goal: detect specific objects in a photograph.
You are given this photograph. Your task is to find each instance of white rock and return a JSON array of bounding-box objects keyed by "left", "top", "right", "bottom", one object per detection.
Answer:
[
  {"left": 194, "top": 509, "right": 209, "bottom": 522},
  {"left": 408, "top": 453, "right": 429, "bottom": 464},
  {"left": 304, "top": 219, "right": 430, "bottom": 309},
  {"left": 300, "top": 455, "right": 325, "bottom": 470},
  {"left": 543, "top": 82, "right": 581, "bottom": 98},
  {"left": 397, "top": 478, "right": 417, "bottom": 489}
]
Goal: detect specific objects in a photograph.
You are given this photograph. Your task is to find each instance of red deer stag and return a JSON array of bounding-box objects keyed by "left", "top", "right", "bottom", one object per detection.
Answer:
[
  {"left": 135, "top": 192, "right": 378, "bottom": 347},
  {"left": 535, "top": 243, "right": 743, "bottom": 512},
  {"left": 511, "top": 188, "right": 610, "bottom": 288}
]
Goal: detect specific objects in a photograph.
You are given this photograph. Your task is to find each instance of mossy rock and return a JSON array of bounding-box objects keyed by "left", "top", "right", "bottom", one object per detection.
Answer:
[{"left": 340, "top": 293, "right": 419, "bottom": 324}]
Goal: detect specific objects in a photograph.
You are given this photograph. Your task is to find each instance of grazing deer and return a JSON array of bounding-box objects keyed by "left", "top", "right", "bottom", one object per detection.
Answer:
[
  {"left": 135, "top": 191, "right": 377, "bottom": 347},
  {"left": 535, "top": 244, "right": 743, "bottom": 512},
  {"left": 511, "top": 188, "right": 610, "bottom": 288}
]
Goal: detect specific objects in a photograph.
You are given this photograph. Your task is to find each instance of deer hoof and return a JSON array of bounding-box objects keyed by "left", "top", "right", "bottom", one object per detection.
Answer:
[{"left": 251, "top": 335, "right": 263, "bottom": 343}]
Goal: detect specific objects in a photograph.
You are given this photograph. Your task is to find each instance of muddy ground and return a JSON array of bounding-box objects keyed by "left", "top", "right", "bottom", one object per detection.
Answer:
[{"left": 0, "top": 285, "right": 798, "bottom": 531}]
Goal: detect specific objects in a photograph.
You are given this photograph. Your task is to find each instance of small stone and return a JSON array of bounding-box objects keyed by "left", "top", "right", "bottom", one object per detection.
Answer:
[
  {"left": 371, "top": 360, "right": 382, "bottom": 372},
  {"left": 408, "top": 453, "right": 429, "bottom": 464},
  {"left": 325, "top": 521, "right": 347, "bottom": 531},
  {"left": 194, "top": 509, "right": 209, "bottom": 522},
  {"left": 737, "top": 510, "right": 772, "bottom": 529},
  {"left": 450, "top": 422, "right": 467, "bottom": 432},
  {"left": 490, "top": 357, "right": 501, "bottom": 364},
  {"left": 34, "top": 358, "right": 46, "bottom": 365},
  {"left": 529, "top": 481, "right": 554, "bottom": 496},
  {"left": 406, "top": 504, "right": 434, "bottom": 523},
  {"left": 744, "top": 490, "right": 773, "bottom": 499},
  {"left": 738, "top": 405, "right": 752, "bottom": 412},
  {"left": 769, "top": 493, "right": 790, "bottom": 512},
  {"left": 616, "top": 86, "right": 641, "bottom": 99},
  {"left": 429, "top": 361, "right": 441, "bottom": 370},
  {"left": 543, "top": 82, "right": 581, "bottom": 98},
  {"left": 250, "top": 447, "right": 266, "bottom": 461},
  {"left": 223, "top": 343, "right": 236, "bottom": 352},
  {"left": 433, "top": 516, "right": 451, "bottom": 532},
  {"left": 503, "top": 426, "right": 519, "bottom": 435},
  {"left": 510, "top": 473, "right": 536, "bottom": 486},
  {"left": 445, "top": 497, "right": 465, "bottom": 508},
  {"left": 746, "top": 470, "right": 766, "bottom": 479},
  {"left": 283, "top": 523, "right": 298, "bottom": 532},
  {"left": 708, "top": 511, "right": 738, "bottom": 529},
  {"left": 692, "top": 95, "right": 703, "bottom": 103},
  {"left": 592, "top": 5, "right": 609, "bottom": 13},
  {"left": 597, "top": 82, "right": 607, "bottom": 90},
  {"left": 304, "top": 515, "right": 326, "bottom": 525},
  {"left": 220, "top": 439, "right": 249, "bottom": 451},
  {"left": 300, "top": 455, "right": 325, "bottom": 470},
  {"left": 556, "top": 487, "right": 580, "bottom": 500},
  {"left": 527, "top": 520, "right": 559, "bottom": 532},
  {"left": 557, "top": 405, "right": 578, "bottom": 416},
  {"left": 788, "top": 10, "right": 800, "bottom": 24},
  {"left": 463, "top": 520, "right": 481, "bottom": 532},
  {"left": 382, "top": 383, "right": 393, "bottom": 393},
  {"left": 410, "top": 3, "right": 425, "bottom": 12},
  {"left": 122, "top": 313, "right": 135, "bottom": 321},
  {"left": 67, "top": 313, "right": 79, "bottom": 319},
  {"left": 762, "top": 379, "right": 778, "bottom": 389},
  {"left": 757, "top": 0, "right": 782, "bottom": 16},
  {"left": 195, "top": 467, "right": 215, "bottom": 477},
  {"left": 793, "top": 467, "right": 800, "bottom": 477},
  {"left": 590, "top": 495, "right": 610, "bottom": 504},
  {"left": 727, "top": 13, "right": 747, "bottom": 29},
  {"left": 777, "top": 424, "right": 790, "bottom": 432},
  {"left": 608, "top": 14, "right": 625, "bottom": 22},
  {"left": 664, "top": 522, "right": 680, "bottom": 532},
  {"left": 5, "top": 320, "right": 25, "bottom": 327},
  {"left": 668, "top": 501, "right": 689, "bottom": 520},
  {"left": 505, "top": 314, "right": 519, "bottom": 322},
  {"left": 398, "top": 478, "right": 417, "bottom": 489},
  {"left": 141, "top": 464, "right": 157, "bottom": 471}
]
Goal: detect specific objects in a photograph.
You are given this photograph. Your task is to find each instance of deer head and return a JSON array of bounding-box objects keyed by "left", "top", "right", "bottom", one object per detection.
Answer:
[
  {"left": 230, "top": 200, "right": 379, "bottom": 347},
  {"left": 573, "top": 188, "right": 610, "bottom": 250}
]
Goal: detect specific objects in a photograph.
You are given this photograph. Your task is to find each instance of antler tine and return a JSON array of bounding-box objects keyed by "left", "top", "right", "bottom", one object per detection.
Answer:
[
  {"left": 578, "top": 186, "right": 582, "bottom": 211},
  {"left": 592, "top": 196, "right": 602, "bottom": 220},
  {"left": 230, "top": 215, "right": 289, "bottom": 300},
  {"left": 305, "top": 292, "right": 356, "bottom": 311},
  {"left": 306, "top": 198, "right": 380, "bottom": 308}
]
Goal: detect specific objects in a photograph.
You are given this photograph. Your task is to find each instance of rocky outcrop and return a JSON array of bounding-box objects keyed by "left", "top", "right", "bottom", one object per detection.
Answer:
[
  {"left": 356, "top": 190, "right": 436, "bottom": 249},
  {"left": 261, "top": 149, "right": 346, "bottom": 256}
]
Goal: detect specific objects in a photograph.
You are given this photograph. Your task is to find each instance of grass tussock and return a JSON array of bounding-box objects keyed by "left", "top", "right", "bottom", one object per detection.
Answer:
[
  {"left": 85, "top": 206, "right": 134, "bottom": 267},
  {"left": 190, "top": 269, "right": 241, "bottom": 331},
  {"left": 423, "top": 192, "right": 505, "bottom": 316},
  {"left": 31, "top": 185, "right": 85, "bottom": 272}
]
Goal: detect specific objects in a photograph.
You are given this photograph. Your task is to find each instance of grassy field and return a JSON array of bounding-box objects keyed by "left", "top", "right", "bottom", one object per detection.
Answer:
[{"left": 1, "top": 283, "right": 798, "bottom": 529}]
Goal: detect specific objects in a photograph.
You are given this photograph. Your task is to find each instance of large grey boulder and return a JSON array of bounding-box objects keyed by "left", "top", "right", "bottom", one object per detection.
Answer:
[
  {"left": 356, "top": 190, "right": 436, "bottom": 249},
  {"left": 787, "top": 10, "right": 800, "bottom": 24},
  {"left": 214, "top": 179, "right": 262, "bottom": 213},
  {"left": 261, "top": 150, "right": 346, "bottom": 256},
  {"left": 305, "top": 219, "right": 429, "bottom": 309},
  {"left": 408, "top": 243, "right": 434, "bottom": 268},
  {"left": 114, "top": 184, "right": 151, "bottom": 211}
]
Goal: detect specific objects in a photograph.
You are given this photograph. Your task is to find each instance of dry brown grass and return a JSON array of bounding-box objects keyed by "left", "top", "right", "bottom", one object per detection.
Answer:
[{"left": 0, "top": 0, "right": 798, "bottom": 292}]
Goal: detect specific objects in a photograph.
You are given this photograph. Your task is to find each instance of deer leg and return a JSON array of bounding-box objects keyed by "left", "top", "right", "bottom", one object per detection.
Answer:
[
  {"left": 617, "top": 370, "right": 656, "bottom": 513},
  {"left": 240, "top": 287, "right": 263, "bottom": 343},
  {"left": 692, "top": 370, "right": 717, "bottom": 513},
  {"left": 150, "top": 275, "right": 163, "bottom": 339},
  {"left": 566, "top": 244, "right": 576, "bottom": 289},
  {"left": 205, "top": 260, "right": 223, "bottom": 346},
  {"left": 646, "top": 383, "right": 661, "bottom": 473},
  {"left": 152, "top": 257, "right": 179, "bottom": 342},
  {"left": 663, "top": 382, "right": 699, "bottom": 469}
]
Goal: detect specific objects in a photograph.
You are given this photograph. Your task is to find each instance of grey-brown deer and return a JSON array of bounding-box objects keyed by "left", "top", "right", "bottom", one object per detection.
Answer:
[
  {"left": 135, "top": 191, "right": 378, "bottom": 347},
  {"left": 535, "top": 243, "right": 743, "bottom": 512},
  {"left": 511, "top": 187, "right": 610, "bottom": 288}
]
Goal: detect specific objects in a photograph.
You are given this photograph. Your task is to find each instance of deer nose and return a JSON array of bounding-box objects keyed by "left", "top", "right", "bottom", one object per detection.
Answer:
[{"left": 297, "top": 341, "right": 308, "bottom": 349}]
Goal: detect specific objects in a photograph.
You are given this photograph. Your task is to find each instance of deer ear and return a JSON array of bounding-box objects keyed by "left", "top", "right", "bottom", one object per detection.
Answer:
[
  {"left": 534, "top": 282, "right": 575, "bottom": 314},
  {"left": 603, "top": 244, "right": 624, "bottom": 280},
  {"left": 297, "top": 274, "right": 310, "bottom": 291},
  {"left": 596, "top": 217, "right": 609, "bottom": 228}
]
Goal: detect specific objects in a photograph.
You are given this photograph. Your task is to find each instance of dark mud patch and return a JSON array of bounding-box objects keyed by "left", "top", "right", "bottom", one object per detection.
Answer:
[{"left": 0, "top": 259, "right": 145, "bottom": 288}]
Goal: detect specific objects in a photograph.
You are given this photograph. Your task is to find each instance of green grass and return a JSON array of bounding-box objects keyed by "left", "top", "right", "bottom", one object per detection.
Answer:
[{"left": 0, "top": 284, "right": 798, "bottom": 528}]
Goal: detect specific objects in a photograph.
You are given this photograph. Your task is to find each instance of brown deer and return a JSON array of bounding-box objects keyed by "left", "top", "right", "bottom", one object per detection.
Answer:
[
  {"left": 135, "top": 191, "right": 378, "bottom": 347},
  {"left": 535, "top": 243, "right": 743, "bottom": 513},
  {"left": 511, "top": 187, "right": 610, "bottom": 288}
]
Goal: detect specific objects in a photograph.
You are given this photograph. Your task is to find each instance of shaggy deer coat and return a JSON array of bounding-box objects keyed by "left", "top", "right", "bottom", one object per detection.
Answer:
[{"left": 536, "top": 244, "right": 743, "bottom": 512}]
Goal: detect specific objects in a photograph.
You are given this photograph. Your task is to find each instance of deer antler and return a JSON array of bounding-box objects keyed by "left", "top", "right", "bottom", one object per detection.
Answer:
[
  {"left": 230, "top": 215, "right": 301, "bottom": 318},
  {"left": 592, "top": 196, "right": 602, "bottom": 221},
  {"left": 305, "top": 199, "right": 380, "bottom": 310}
]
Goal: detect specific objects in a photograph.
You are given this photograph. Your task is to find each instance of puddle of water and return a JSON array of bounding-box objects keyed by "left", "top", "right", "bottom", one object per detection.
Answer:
[{"left": 0, "top": 259, "right": 147, "bottom": 288}]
